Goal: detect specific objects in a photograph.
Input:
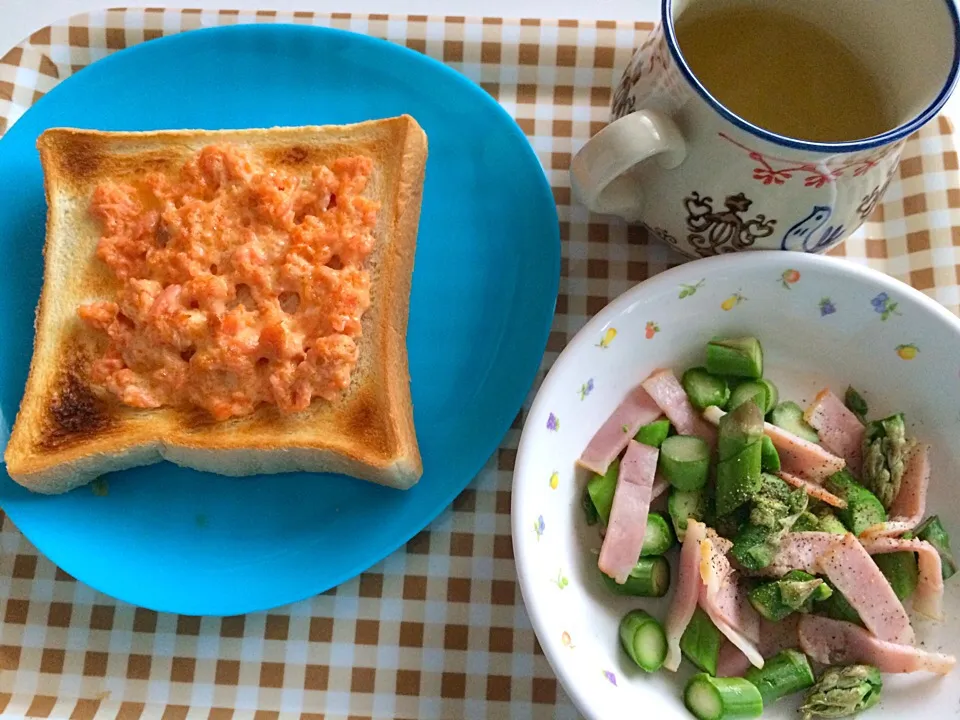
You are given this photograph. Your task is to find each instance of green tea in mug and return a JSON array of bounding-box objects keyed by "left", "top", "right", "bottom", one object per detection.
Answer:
[{"left": 675, "top": 4, "right": 893, "bottom": 143}]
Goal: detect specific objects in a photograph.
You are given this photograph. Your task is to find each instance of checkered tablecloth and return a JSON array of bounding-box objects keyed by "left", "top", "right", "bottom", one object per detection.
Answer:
[{"left": 0, "top": 8, "right": 958, "bottom": 719}]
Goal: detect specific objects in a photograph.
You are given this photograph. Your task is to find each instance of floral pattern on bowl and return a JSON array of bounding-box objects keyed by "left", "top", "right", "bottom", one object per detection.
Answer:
[{"left": 512, "top": 252, "right": 960, "bottom": 720}]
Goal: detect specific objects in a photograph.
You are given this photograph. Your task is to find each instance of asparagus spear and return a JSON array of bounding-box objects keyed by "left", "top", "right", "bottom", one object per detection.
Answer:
[
  {"left": 634, "top": 418, "right": 672, "bottom": 448},
  {"left": 800, "top": 665, "right": 882, "bottom": 719},
  {"left": 581, "top": 486, "right": 599, "bottom": 526},
  {"left": 619, "top": 609, "right": 667, "bottom": 672},
  {"left": 729, "top": 381, "right": 767, "bottom": 413},
  {"left": 825, "top": 470, "right": 886, "bottom": 535},
  {"left": 817, "top": 581, "right": 864, "bottom": 626},
  {"left": 843, "top": 386, "right": 868, "bottom": 423},
  {"left": 760, "top": 435, "right": 780, "bottom": 473},
  {"left": 669, "top": 488, "right": 708, "bottom": 542},
  {"left": 715, "top": 402, "right": 765, "bottom": 515},
  {"left": 681, "top": 607, "right": 723, "bottom": 676},
  {"left": 815, "top": 511, "right": 848, "bottom": 535},
  {"left": 641, "top": 512, "right": 676, "bottom": 556},
  {"left": 660, "top": 435, "right": 711, "bottom": 491},
  {"left": 768, "top": 401, "right": 819, "bottom": 444},
  {"left": 731, "top": 476, "right": 807, "bottom": 570},
  {"left": 749, "top": 571, "right": 830, "bottom": 622},
  {"left": 861, "top": 413, "right": 913, "bottom": 509},
  {"left": 683, "top": 367, "right": 730, "bottom": 410},
  {"left": 744, "top": 649, "right": 814, "bottom": 706},
  {"left": 684, "top": 674, "right": 764, "bottom": 720},
  {"left": 873, "top": 551, "right": 919, "bottom": 600},
  {"left": 706, "top": 337, "right": 764, "bottom": 379},
  {"left": 758, "top": 378, "right": 779, "bottom": 414},
  {"left": 586, "top": 459, "right": 619, "bottom": 525},
  {"left": 792, "top": 511, "right": 820, "bottom": 532},
  {"left": 601, "top": 557, "right": 671, "bottom": 597},
  {"left": 916, "top": 515, "right": 958, "bottom": 579}
]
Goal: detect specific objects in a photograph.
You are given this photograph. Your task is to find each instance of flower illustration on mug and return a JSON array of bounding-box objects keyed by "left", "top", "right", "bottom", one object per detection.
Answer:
[
  {"left": 780, "top": 269, "right": 801, "bottom": 289},
  {"left": 896, "top": 344, "right": 919, "bottom": 360},
  {"left": 534, "top": 515, "right": 545, "bottom": 540},
  {"left": 872, "top": 292, "right": 901, "bottom": 321},
  {"left": 553, "top": 569, "right": 569, "bottom": 589},
  {"left": 603, "top": 670, "right": 618, "bottom": 686},
  {"left": 597, "top": 327, "right": 617, "bottom": 349},
  {"left": 561, "top": 631, "right": 575, "bottom": 649},
  {"left": 578, "top": 378, "right": 595, "bottom": 401},
  {"left": 819, "top": 297, "right": 837, "bottom": 317},
  {"left": 645, "top": 321, "right": 660, "bottom": 339},
  {"left": 549, "top": 471, "right": 559, "bottom": 490},
  {"left": 721, "top": 292, "right": 746, "bottom": 311},
  {"left": 547, "top": 413, "right": 560, "bottom": 432}
]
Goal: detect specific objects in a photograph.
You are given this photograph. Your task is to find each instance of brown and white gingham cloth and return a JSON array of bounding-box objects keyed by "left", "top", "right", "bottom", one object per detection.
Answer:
[{"left": 0, "top": 9, "right": 958, "bottom": 719}]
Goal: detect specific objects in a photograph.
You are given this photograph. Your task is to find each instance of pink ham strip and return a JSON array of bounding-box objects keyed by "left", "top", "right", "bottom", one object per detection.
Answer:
[
  {"left": 862, "top": 536, "right": 944, "bottom": 621},
  {"left": 642, "top": 369, "right": 717, "bottom": 447},
  {"left": 700, "top": 536, "right": 765, "bottom": 669},
  {"left": 804, "top": 389, "right": 865, "bottom": 477},
  {"left": 577, "top": 386, "right": 663, "bottom": 475},
  {"left": 757, "top": 531, "right": 839, "bottom": 577},
  {"left": 652, "top": 473, "right": 670, "bottom": 502},
  {"left": 817, "top": 533, "right": 914, "bottom": 645},
  {"left": 779, "top": 471, "right": 847, "bottom": 509},
  {"left": 717, "top": 616, "right": 801, "bottom": 677},
  {"left": 665, "top": 520, "right": 708, "bottom": 671},
  {"left": 799, "top": 615, "right": 955, "bottom": 675},
  {"left": 702, "top": 406, "right": 844, "bottom": 481},
  {"left": 860, "top": 444, "right": 931, "bottom": 538},
  {"left": 598, "top": 441, "right": 659, "bottom": 584}
]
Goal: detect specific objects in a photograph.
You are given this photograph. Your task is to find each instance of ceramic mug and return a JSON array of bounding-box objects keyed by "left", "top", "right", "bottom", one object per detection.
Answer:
[{"left": 570, "top": 0, "right": 960, "bottom": 258}]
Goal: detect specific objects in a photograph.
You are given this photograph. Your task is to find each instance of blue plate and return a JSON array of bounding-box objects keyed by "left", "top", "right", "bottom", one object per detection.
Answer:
[{"left": 0, "top": 24, "right": 559, "bottom": 615}]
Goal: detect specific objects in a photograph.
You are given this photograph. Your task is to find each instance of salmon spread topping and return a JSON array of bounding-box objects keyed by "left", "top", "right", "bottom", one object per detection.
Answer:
[{"left": 78, "top": 144, "right": 379, "bottom": 420}]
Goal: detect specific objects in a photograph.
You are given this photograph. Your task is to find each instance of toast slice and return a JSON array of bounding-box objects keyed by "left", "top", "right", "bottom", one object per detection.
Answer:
[{"left": 4, "top": 117, "right": 427, "bottom": 494}]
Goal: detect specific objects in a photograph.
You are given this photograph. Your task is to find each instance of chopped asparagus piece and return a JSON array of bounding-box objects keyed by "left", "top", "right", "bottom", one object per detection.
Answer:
[
  {"left": 749, "top": 571, "right": 828, "bottom": 622},
  {"left": 758, "top": 378, "right": 779, "bottom": 414},
  {"left": 825, "top": 470, "right": 887, "bottom": 535},
  {"left": 792, "top": 511, "right": 820, "bottom": 532},
  {"left": 844, "top": 386, "right": 868, "bottom": 423},
  {"left": 660, "top": 435, "right": 711, "bottom": 491},
  {"left": 684, "top": 674, "right": 764, "bottom": 720},
  {"left": 683, "top": 367, "right": 731, "bottom": 410},
  {"left": 601, "top": 557, "right": 671, "bottom": 597},
  {"left": 916, "top": 515, "right": 958, "bottom": 579},
  {"left": 706, "top": 337, "right": 764, "bottom": 379},
  {"left": 729, "top": 381, "right": 768, "bottom": 413},
  {"left": 669, "top": 488, "right": 708, "bottom": 542},
  {"left": 634, "top": 418, "right": 672, "bottom": 448},
  {"left": 581, "top": 485, "right": 599, "bottom": 526},
  {"left": 681, "top": 607, "right": 723, "bottom": 676},
  {"left": 874, "top": 551, "right": 919, "bottom": 600},
  {"left": 800, "top": 665, "right": 882, "bottom": 720},
  {"left": 586, "top": 460, "right": 619, "bottom": 525},
  {"left": 732, "top": 480, "right": 807, "bottom": 571},
  {"left": 745, "top": 649, "right": 814, "bottom": 706},
  {"left": 815, "top": 511, "right": 848, "bottom": 535},
  {"left": 641, "top": 512, "right": 676, "bottom": 556},
  {"left": 718, "top": 400, "right": 765, "bottom": 463},
  {"left": 716, "top": 442, "right": 763, "bottom": 516},
  {"left": 769, "top": 401, "right": 820, "bottom": 444},
  {"left": 817, "top": 580, "right": 864, "bottom": 626},
  {"left": 760, "top": 435, "right": 781, "bottom": 473},
  {"left": 862, "top": 413, "right": 912, "bottom": 510},
  {"left": 619, "top": 609, "right": 667, "bottom": 672}
]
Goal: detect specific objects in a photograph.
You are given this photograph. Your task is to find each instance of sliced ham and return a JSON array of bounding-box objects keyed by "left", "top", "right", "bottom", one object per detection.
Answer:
[
  {"left": 642, "top": 369, "right": 717, "bottom": 446},
  {"left": 799, "top": 615, "right": 955, "bottom": 675},
  {"left": 578, "top": 386, "right": 663, "bottom": 475},
  {"left": 665, "top": 520, "right": 708, "bottom": 671},
  {"left": 598, "top": 441, "right": 659, "bottom": 584},
  {"left": 652, "top": 472, "right": 670, "bottom": 502},
  {"left": 804, "top": 389, "right": 865, "bottom": 476},
  {"left": 862, "top": 536, "right": 944, "bottom": 621},
  {"left": 758, "top": 531, "right": 839, "bottom": 577},
  {"left": 716, "top": 616, "right": 801, "bottom": 677},
  {"left": 860, "top": 445, "right": 930, "bottom": 538},
  {"left": 817, "top": 533, "right": 914, "bottom": 645},
  {"left": 702, "top": 406, "right": 844, "bottom": 481},
  {"left": 780, "top": 471, "right": 847, "bottom": 509},
  {"left": 700, "top": 536, "right": 764, "bottom": 669}
]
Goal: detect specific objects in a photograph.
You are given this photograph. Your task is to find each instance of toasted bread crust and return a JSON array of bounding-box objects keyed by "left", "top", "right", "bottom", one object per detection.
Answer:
[{"left": 5, "top": 118, "right": 427, "bottom": 493}]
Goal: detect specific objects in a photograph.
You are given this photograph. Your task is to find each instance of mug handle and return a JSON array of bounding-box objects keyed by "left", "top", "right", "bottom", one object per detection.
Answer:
[{"left": 570, "top": 110, "right": 686, "bottom": 221}]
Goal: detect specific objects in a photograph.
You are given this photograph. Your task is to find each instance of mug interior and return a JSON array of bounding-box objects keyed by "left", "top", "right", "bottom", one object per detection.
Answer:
[{"left": 666, "top": 0, "right": 960, "bottom": 150}]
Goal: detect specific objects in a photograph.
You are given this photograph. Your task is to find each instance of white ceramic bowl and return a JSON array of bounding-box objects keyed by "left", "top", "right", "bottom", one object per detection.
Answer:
[{"left": 512, "top": 252, "right": 960, "bottom": 719}]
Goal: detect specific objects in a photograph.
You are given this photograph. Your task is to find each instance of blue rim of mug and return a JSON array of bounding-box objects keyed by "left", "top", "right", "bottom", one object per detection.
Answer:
[{"left": 661, "top": 0, "right": 960, "bottom": 153}]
